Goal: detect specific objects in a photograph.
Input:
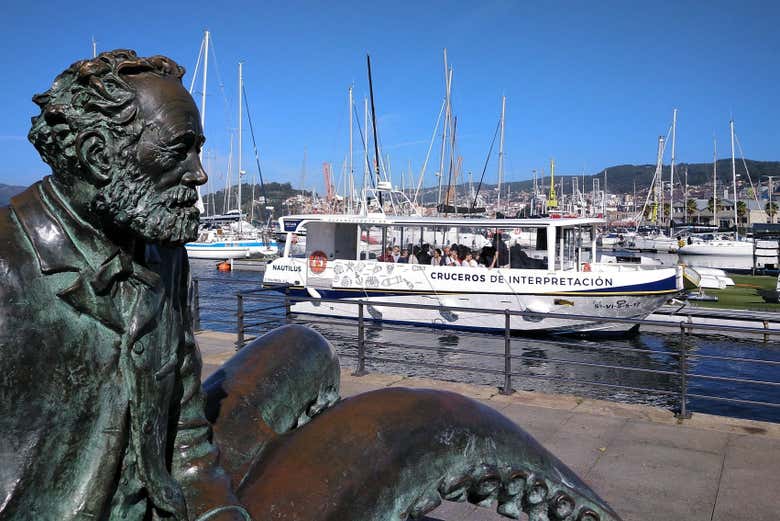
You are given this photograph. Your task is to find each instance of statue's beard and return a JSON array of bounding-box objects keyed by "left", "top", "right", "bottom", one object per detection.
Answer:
[{"left": 93, "top": 167, "right": 200, "bottom": 246}]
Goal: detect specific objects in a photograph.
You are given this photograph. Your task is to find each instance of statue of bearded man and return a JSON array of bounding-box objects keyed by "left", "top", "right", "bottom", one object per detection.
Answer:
[
  {"left": 0, "top": 49, "right": 341, "bottom": 521},
  {"left": 0, "top": 50, "right": 622, "bottom": 521}
]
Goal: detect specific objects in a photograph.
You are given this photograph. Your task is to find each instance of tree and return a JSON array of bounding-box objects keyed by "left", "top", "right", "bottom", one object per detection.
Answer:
[
  {"left": 767, "top": 201, "right": 778, "bottom": 223},
  {"left": 736, "top": 201, "right": 747, "bottom": 220},
  {"left": 707, "top": 197, "right": 721, "bottom": 227},
  {"left": 736, "top": 200, "right": 748, "bottom": 231},
  {"left": 686, "top": 199, "right": 698, "bottom": 220}
]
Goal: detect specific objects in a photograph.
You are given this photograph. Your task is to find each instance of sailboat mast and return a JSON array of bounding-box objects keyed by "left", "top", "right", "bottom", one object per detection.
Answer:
[
  {"left": 237, "top": 61, "right": 243, "bottom": 233},
  {"left": 652, "top": 136, "right": 664, "bottom": 224},
  {"left": 713, "top": 138, "right": 718, "bottom": 229},
  {"left": 437, "top": 49, "right": 451, "bottom": 209},
  {"left": 362, "top": 97, "right": 368, "bottom": 215},
  {"left": 348, "top": 85, "right": 354, "bottom": 213},
  {"left": 193, "top": 30, "right": 210, "bottom": 215},
  {"left": 496, "top": 95, "right": 506, "bottom": 215},
  {"left": 200, "top": 31, "right": 209, "bottom": 145},
  {"left": 366, "top": 55, "right": 381, "bottom": 206},
  {"left": 670, "top": 108, "right": 677, "bottom": 230},
  {"left": 548, "top": 159, "right": 557, "bottom": 209},
  {"left": 730, "top": 119, "right": 738, "bottom": 239}
]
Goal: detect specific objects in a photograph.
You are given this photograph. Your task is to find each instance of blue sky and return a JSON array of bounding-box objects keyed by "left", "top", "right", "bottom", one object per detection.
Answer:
[{"left": 1, "top": 0, "right": 779, "bottom": 193}]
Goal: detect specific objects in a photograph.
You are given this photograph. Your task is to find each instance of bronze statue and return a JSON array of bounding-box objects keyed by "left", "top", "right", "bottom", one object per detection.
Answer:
[{"left": 0, "top": 50, "right": 622, "bottom": 521}]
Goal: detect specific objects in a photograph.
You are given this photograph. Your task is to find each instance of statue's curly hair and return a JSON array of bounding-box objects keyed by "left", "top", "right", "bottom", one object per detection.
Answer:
[{"left": 28, "top": 49, "right": 185, "bottom": 185}]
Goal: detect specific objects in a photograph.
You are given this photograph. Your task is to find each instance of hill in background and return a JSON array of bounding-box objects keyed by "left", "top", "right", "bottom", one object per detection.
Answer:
[
  {"left": 416, "top": 159, "right": 780, "bottom": 203},
  {"left": 5, "top": 158, "right": 779, "bottom": 211},
  {"left": 0, "top": 184, "right": 26, "bottom": 206}
]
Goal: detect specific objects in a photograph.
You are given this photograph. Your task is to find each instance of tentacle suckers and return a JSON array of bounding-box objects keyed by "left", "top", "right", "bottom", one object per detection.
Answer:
[{"left": 237, "top": 387, "right": 622, "bottom": 521}]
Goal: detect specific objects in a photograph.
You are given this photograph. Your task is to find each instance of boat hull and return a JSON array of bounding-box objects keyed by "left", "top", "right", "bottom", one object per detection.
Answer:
[
  {"left": 264, "top": 259, "right": 681, "bottom": 334},
  {"left": 678, "top": 241, "right": 753, "bottom": 256},
  {"left": 286, "top": 289, "right": 670, "bottom": 334},
  {"left": 185, "top": 245, "right": 251, "bottom": 259}
]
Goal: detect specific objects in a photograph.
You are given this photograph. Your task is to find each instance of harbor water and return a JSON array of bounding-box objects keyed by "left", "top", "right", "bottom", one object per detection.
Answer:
[{"left": 191, "top": 259, "right": 780, "bottom": 424}]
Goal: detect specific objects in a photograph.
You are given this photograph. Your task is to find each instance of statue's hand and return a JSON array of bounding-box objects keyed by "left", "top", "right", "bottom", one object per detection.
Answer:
[{"left": 192, "top": 505, "right": 252, "bottom": 521}]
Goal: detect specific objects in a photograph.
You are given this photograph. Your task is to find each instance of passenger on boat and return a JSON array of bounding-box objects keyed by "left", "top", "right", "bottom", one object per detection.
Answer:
[
  {"left": 418, "top": 244, "right": 432, "bottom": 264},
  {"left": 478, "top": 245, "right": 496, "bottom": 267},
  {"left": 491, "top": 233, "right": 510, "bottom": 268},
  {"left": 430, "top": 248, "right": 443, "bottom": 266},
  {"left": 449, "top": 250, "right": 461, "bottom": 266},
  {"left": 408, "top": 245, "right": 420, "bottom": 264},
  {"left": 377, "top": 247, "right": 394, "bottom": 262},
  {"left": 442, "top": 246, "right": 453, "bottom": 265},
  {"left": 463, "top": 252, "right": 478, "bottom": 267},
  {"left": 391, "top": 245, "right": 402, "bottom": 262},
  {"left": 398, "top": 249, "right": 410, "bottom": 263}
]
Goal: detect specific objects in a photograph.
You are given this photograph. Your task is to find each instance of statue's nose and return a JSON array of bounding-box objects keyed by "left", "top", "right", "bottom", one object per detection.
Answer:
[{"left": 181, "top": 154, "right": 208, "bottom": 186}]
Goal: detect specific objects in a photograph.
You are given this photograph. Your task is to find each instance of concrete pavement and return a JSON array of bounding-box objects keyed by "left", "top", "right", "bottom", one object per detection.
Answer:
[{"left": 196, "top": 330, "right": 780, "bottom": 521}]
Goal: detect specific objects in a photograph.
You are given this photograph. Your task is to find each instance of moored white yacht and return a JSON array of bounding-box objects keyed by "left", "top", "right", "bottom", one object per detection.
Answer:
[
  {"left": 677, "top": 235, "right": 753, "bottom": 256},
  {"left": 263, "top": 213, "right": 683, "bottom": 334},
  {"left": 186, "top": 212, "right": 278, "bottom": 259}
]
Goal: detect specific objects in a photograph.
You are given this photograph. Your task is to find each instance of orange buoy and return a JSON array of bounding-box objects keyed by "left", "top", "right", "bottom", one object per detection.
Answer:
[{"left": 217, "top": 260, "right": 232, "bottom": 272}]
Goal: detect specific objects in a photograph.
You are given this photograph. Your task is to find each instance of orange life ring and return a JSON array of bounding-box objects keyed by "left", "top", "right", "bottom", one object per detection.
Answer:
[
  {"left": 309, "top": 250, "right": 328, "bottom": 274},
  {"left": 582, "top": 262, "right": 591, "bottom": 272}
]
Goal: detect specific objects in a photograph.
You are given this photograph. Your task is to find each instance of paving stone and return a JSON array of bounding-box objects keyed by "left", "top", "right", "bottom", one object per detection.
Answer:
[
  {"left": 546, "top": 413, "right": 628, "bottom": 477},
  {"left": 711, "top": 435, "right": 780, "bottom": 521},
  {"left": 500, "top": 402, "right": 573, "bottom": 441},
  {"left": 619, "top": 418, "right": 731, "bottom": 454},
  {"left": 587, "top": 437, "right": 723, "bottom": 520}
]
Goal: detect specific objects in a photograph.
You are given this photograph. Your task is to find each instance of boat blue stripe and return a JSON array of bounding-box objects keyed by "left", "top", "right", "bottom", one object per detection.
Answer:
[
  {"left": 579, "top": 275, "right": 677, "bottom": 293},
  {"left": 283, "top": 275, "right": 677, "bottom": 299},
  {"left": 186, "top": 241, "right": 278, "bottom": 248}
]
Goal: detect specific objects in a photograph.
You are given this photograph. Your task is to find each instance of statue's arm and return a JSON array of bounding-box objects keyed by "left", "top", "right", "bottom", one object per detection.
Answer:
[{"left": 170, "top": 337, "right": 251, "bottom": 521}]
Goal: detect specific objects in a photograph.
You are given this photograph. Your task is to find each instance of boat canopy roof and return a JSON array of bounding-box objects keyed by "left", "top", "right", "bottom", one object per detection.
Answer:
[{"left": 279, "top": 214, "right": 605, "bottom": 233}]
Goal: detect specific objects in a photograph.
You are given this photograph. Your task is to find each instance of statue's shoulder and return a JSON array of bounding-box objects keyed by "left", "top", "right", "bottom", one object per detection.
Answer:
[
  {"left": 0, "top": 188, "right": 39, "bottom": 271},
  {"left": 0, "top": 183, "right": 65, "bottom": 297}
]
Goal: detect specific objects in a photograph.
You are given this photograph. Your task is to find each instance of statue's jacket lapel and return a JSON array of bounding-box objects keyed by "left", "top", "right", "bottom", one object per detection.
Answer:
[{"left": 5, "top": 180, "right": 186, "bottom": 520}]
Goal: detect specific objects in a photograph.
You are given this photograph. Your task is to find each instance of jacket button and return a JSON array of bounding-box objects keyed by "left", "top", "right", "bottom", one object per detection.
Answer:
[
  {"left": 132, "top": 340, "right": 144, "bottom": 354},
  {"left": 143, "top": 420, "right": 153, "bottom": 434}
]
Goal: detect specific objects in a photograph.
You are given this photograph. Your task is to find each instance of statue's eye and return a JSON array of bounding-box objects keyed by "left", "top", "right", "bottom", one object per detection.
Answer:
[{"left": 169, "top": 143, "right": 189, "bottom": 160}]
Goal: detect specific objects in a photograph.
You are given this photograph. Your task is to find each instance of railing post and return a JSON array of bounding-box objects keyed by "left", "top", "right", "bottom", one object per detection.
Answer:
[
  {"left": 763, "top": 320, "right": 769, "bottom": 343},
  {"left": 501, "top": 309, "right": 514, "bottom": 395},
  {"left": 284, "top": 285, "right": 291, "bottom": 321},
  {"left": 192, "top": 278, "right": 201, "bottom": 332},
  {"left": 676, "top": 322, "right": 691, "bottom": 419},
  {"left": 236, "top": 293, "right": 245, "bottom": 351},
  {"left": 353, "top": 301, "right": 367, "bottom": 376}
]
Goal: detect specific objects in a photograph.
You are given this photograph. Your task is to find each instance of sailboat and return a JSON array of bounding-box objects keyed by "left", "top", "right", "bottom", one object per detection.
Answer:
[
  {"left": 627, "top": 117, "right": 682, "bottom": 253},
  {"left": 679, "top": 120, "right": 752, "bottom": 256},
  {"left": 184, "top": 38, "right": 276, "bottom": 259}
]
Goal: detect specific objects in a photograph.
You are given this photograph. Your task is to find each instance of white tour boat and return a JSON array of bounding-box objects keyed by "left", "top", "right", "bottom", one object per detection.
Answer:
[{"left": 263, "top": 214, "right": 683, "bottom": 334}]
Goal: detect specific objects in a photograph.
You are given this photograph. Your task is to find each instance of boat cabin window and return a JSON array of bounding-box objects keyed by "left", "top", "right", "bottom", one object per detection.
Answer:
[
  {"left": 288, "top": 233, "right": 306, "bottom": 258},
  {"left": 356, "top": 224, "right": 555, "bottom": 269},
  {"left": 304, "top": 222, "right": 359, "bottom": 260},
  {"left": 286, "top": 220, "right": 597, "bottom": 271}
]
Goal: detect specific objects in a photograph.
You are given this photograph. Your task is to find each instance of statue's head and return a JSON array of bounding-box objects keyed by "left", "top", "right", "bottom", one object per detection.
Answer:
[{"left": 28, "top": 49, "right": 207, "bottom": 245}]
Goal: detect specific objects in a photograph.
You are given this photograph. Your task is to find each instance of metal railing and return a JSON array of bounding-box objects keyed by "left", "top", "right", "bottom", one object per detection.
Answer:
[{"left": 192, "top": 278, "right": 780, "bottom": 421}]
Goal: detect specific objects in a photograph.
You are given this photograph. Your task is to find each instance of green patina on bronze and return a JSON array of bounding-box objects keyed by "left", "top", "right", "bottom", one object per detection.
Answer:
[{"left": 0, "top": 50, "right": 622, "bottom": 521}]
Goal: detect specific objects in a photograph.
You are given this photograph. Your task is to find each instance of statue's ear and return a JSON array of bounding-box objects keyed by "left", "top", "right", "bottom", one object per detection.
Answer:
[{"left": 76, "top": 130, "right": 113, "bottom": 185}]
